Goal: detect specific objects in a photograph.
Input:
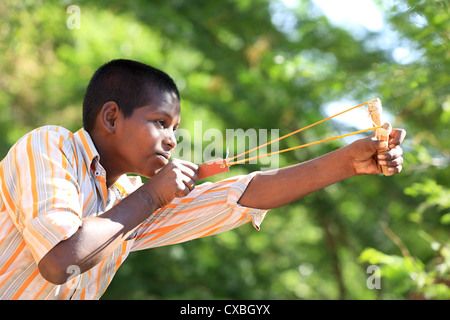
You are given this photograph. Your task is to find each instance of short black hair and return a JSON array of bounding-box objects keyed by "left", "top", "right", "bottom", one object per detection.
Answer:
[{"left": 82, "top": 59, "right": 180, "bottom": 132}]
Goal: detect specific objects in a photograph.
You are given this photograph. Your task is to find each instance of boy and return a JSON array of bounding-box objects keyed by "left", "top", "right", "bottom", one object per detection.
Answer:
[{"left": 0, "top": 59, "right": 405, "bottom": 299}]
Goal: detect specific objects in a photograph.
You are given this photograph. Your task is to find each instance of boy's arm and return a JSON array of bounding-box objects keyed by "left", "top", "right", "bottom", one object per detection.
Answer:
[
  {"left": 38, "top": 185, "right": 158, "bottom": 284},
  {"left": 38, "top": 159, "right": 197, "bottom": 284},
  {"left": 238, "top": 129, "right": 406, "bottom": 209}
]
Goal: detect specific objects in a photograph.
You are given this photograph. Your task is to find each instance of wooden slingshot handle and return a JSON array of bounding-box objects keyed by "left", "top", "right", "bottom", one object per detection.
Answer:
[
  {"left": 367, "top": 98, "right": 393, "bottom": 176},
  {"left": 377, "top": 122, "right": 393, "bottom": 176}
]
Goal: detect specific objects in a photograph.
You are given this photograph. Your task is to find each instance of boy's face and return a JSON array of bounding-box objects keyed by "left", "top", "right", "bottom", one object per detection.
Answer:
[{"left": 114, "top": 90, "right": 181, "bottom": 178}]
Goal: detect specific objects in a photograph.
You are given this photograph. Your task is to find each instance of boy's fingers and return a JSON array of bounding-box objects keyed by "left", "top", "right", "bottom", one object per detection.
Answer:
[
  {"left": 389, "top": 128, "right": 406, "bottom": 149},
  {"left": 387, "top": 165, "right": 403, "bottom": 174},
  {"left": 171, "top": 158, "right": 199, "bottom": 180},
  {"left": 378, "top": 145, "right": 403, "bottom": 160},
  {"left": 183, "top": 178, "right": 196, "bottom": 191},
  {"left": 378, "top": 155, "right": 404, "bottom": 167},
  {"left": 172, "top": 158, "right": 198, "bottom": 171}
]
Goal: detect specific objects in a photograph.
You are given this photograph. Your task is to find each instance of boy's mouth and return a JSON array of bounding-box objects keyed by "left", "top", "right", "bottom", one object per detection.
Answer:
[{"left": 156, "top": 152, "right": 170, "bottom": 163}]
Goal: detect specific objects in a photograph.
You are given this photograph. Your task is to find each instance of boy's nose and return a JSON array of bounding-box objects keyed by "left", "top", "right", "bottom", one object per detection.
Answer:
[{"left": 163, "top": 130, "right": 177, "bottom": 150}]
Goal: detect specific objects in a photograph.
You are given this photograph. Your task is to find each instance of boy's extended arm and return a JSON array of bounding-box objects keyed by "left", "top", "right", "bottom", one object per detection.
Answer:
[{"left": 238, "top": 129, "right": 406, "bottom": 209}]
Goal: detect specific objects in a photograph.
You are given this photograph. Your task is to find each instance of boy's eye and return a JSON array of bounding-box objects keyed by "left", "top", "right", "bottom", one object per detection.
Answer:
[{"left": 154, "top": 119, "right": 178, "bottom": 132}]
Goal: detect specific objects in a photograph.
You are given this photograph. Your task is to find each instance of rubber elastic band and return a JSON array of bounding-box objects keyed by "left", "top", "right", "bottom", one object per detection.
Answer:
[
  {"left": 227, "top": 101, "right": 370, "bottom": 163},
  {"left": 227, "top": 125, "right": 381, "bottom": 166}
]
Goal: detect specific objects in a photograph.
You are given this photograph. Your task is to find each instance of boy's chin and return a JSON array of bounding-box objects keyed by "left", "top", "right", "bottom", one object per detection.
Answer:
[{"left": 142, "top": 164, "right": 166, "bottom": 178}]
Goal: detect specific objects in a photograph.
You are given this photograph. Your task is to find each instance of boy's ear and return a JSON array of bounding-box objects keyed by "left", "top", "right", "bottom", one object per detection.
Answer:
[{"left": 100, "top": 101, "right": 120, "bottom": 134}]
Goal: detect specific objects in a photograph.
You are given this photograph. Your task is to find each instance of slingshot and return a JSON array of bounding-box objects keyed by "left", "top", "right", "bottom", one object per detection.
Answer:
[{"left": 197, "top": 98, "right": 393, "bottom": 180}]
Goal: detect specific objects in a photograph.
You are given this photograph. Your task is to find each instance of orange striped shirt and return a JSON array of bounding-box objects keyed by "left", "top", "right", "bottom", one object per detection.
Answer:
[{"left": 0, "top": 126, "right": 267, "bottom": 299}]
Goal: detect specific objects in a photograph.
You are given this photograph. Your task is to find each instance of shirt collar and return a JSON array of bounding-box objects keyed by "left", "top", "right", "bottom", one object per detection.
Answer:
[{"left": 74, "top": 128, "right": 101, "bottom": 174}]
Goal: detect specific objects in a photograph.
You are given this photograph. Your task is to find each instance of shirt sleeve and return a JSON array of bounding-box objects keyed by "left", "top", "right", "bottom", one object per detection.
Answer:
[
  {"left": 2, "top": 128, "right": 83, "bottom": 263},
  {"left": 130, "top": 172, "right": 269, "bottom": 251}
]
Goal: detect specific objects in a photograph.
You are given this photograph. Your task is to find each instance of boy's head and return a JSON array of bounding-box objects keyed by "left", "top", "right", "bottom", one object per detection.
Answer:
[
  {"left": 82, "top": 59, "right": 180, "bottom": 132},
  {"left": 82, "top": 59, "right": 182, "bottom": 180}
]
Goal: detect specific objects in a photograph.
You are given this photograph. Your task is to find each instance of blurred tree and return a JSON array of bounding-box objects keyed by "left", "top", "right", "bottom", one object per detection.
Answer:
[{"left": 0, "top": 0, "right": 448, "bottom": 299}]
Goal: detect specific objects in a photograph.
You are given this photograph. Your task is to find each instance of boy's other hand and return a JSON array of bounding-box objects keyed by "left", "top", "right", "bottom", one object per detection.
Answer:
[{"left": 144, "top": 159, "right": 198, "bottom": 208}]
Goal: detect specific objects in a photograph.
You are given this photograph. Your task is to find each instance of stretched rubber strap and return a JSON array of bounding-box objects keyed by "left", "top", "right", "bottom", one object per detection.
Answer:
[
  {"left": 227, "top": 125, "right": 381, "bottom": 166},
  {"left": 226, "top": 101, "right": 370, "bottom": 164}
]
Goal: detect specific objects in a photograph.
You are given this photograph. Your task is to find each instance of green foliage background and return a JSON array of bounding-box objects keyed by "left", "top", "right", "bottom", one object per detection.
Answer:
[{"left": 1, "top": 0, "right": 448, "bottom": 299}]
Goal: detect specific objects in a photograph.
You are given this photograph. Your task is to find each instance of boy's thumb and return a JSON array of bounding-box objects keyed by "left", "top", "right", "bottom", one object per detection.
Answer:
[
  {"left": 373, "top": 138, "right": 388, "bottom": 151},
  {"left": 364, "top": 136, "right": 387, "bottom": 153}
]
